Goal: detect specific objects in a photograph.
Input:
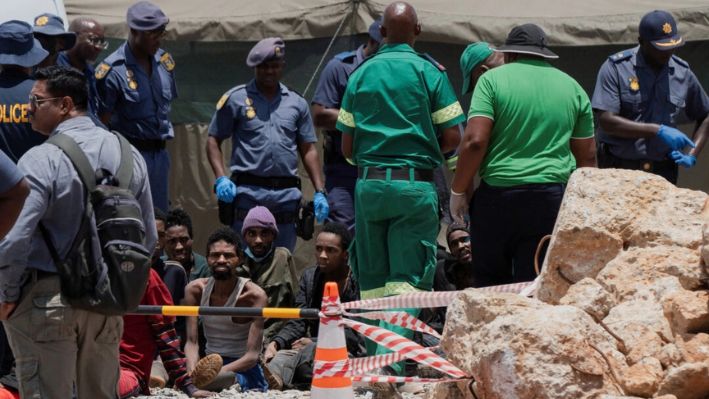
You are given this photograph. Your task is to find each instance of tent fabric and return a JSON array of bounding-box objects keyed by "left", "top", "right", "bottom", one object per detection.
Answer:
[{"left": 66, "top": 0, "right": 709, "bottom": 45}]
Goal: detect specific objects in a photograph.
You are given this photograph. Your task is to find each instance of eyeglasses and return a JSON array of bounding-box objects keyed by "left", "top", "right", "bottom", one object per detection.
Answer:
[
  {"left": 85, "top": 35, "right": 109, "bottom": 50},
  {"left": 28, "top": 94, "right": 63, "bottom": 109}
]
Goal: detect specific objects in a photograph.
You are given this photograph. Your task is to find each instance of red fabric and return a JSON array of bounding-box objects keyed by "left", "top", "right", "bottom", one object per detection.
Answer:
[
  {"left": 119, "top": 269, "right": 175, "bottom": 394},
  {"left": 0, "top": 387, "right": 19, "bottom": 399},
  {"left": 118, "top": 368, "right": 141, "bottom": 398}
]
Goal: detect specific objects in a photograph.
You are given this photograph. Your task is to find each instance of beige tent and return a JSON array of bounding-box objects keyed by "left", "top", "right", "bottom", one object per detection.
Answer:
[
  {"left": 65, "top": 0, "right": 709, "bottom": 259},
  {"left": 67, "top": 0, "right": 709, "bottom": 44}
]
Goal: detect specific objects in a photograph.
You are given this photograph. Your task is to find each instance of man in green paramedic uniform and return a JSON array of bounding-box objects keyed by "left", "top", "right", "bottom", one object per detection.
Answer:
[{"left": 336, "top": 1, "right": 464, "bottom": 374}]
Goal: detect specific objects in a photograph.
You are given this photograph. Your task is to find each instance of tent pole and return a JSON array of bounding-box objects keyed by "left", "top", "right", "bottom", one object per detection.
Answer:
[{"left": 301, "top": 4, "right": 355, "bottom": 97}]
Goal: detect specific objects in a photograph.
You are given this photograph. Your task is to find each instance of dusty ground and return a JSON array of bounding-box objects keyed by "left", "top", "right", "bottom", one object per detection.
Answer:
[{"left": 141, "top": 384, "right": 432, "bottom": 398}]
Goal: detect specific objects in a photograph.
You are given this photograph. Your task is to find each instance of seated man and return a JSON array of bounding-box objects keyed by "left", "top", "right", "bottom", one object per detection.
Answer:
[
  {"left": 165, "top": 208, "right": 211, "bottom": 281},
  {"left": 119, "top": 268, "right": 212, "bottom": 398},
  {"left": 434, "top": 222, "right": 477, "bottom": 291},
  {"left": 237, "top": 206, "right": 298, "bottom": 341},
  {"left": 151, "top": 207, "right": 188, "bottom": 305},
  {"left": 264, "top": 223, "right": 364, "bottom": 390},
  {"left": 184, "top": 228, "right": 269, "bottom": 392}
]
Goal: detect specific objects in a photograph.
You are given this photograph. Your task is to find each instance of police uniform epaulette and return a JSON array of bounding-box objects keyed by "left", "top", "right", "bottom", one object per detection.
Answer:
[
  {"left": 334, "top": 50, "right": 357, "bottom": 63},
  {"left": 216, "top": 85, "right": 246, "bottom": 110},
  {"left": 671, "top": 54, "right": 688, "bottom": 68},
  {"left": 285, "top": 85, "right": 305, "bottom": 99},
  {"left": 609, "top": 50, "right": 633, "bottom": 63},
  {"left": 419, "top": 53, "right": 446, "bottom": 71}
]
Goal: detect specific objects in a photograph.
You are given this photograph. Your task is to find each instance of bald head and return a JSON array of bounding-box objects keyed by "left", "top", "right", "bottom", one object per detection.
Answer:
[
  {"left": 69, "top": 17, "right": 100, "bottom": 34},
  {"left": 381, "top": 2, "right": 420, "bottom": 46},
  {"left": 67, "top": 17, "right": 105, "bottom": 64}
]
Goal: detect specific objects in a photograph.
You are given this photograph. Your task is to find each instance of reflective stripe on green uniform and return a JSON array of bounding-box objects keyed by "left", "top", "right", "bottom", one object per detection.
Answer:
[{"left": 336, "top": 44, "right": 464, "bottom": 375}]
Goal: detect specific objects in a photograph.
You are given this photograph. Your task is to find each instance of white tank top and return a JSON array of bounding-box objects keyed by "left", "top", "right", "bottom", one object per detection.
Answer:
[{"left": 200, "top": 277, "right": 254, "bottom": 359}]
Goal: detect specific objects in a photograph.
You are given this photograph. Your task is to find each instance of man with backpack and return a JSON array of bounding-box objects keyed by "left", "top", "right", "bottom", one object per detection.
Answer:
[{"left": 0, "top": 65, "right": 155, "bottom": 399}]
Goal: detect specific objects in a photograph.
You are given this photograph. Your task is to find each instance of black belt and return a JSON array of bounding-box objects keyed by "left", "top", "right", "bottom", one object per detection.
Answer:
[
  {"left": 599, "top": 145, "right": 675, "bottom": 173},
  {"left": 234, "top": 208, "right": 296, "bottom": 224},
  {"left": 232, "top": 173, "right": 301, "bottom": 190},
  {"left": 127, "top": 137, "right": 166, "bottom": 152},
  {"left": 358, "top": 167, "right": 434, "bottom": 182}
]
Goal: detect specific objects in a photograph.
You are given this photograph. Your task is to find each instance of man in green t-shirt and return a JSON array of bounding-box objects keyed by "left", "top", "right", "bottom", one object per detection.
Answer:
[
  {"left": 450, "top": 24, "right": 597, "bottom": 287},
  {"left": 336, "top": 1, "right": 464, "bottom": 374}
]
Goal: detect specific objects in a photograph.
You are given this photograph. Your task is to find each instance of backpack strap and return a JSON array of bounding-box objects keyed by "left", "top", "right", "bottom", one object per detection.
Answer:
[
  {"left": 46, "top": 134, "right": 97, "bottom": 191},
  {"left": 113, "top": 131, "right": 134, "bottom": 189}
]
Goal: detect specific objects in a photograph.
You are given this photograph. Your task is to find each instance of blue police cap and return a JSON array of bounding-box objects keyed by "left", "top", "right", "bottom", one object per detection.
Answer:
[
  {"left": 33, "top": 13, "right": 77, "bottom": 51},
  {"left": 368, "top": 18, "right": 383, "bottom": 43},
  {"left": 639, "top": 10, "right": 683, "bottom": 50},
  {"left": 0, "top": 20, "right": 49, "bottom": 67},
  {"left": 246, "top": 37, "right": 285, "bottom": 67},
  {"left": 127, "top": 1, "right": 169, "bottom": 31}
]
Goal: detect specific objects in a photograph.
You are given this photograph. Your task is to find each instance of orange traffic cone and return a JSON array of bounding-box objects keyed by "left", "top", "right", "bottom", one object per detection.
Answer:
[{"left": 311, "top": 282, "right": 354, "bottom": 399}]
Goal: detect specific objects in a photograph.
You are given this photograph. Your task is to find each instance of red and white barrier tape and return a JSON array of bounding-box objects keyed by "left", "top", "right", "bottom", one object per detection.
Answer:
[
  {"left": 344, "top": 310, "right": 442, "bottom": 339},
  {"left": 342, "top": 282, "right": 533, "bottom": 310},
  {"left": 353, "top": 375, "right": 469, "bottom": 384},
  {"left": 341, "top": 318, "right": 466, "bottom": 378}
]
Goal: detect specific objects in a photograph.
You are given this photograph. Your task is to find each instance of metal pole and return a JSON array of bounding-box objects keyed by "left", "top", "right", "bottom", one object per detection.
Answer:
[{"left": 131, "top": 305, "right": 321, "bottom": 319}]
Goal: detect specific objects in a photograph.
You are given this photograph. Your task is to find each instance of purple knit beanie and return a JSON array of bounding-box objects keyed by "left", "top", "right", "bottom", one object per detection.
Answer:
[{"left": 241, "top": 206, "right": 279, "bottom": 236}]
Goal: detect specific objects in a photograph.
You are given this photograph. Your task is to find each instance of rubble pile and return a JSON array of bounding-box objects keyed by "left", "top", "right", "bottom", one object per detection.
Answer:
[{"left": 439, "top": 168, "right": 709, "bottom": 399}]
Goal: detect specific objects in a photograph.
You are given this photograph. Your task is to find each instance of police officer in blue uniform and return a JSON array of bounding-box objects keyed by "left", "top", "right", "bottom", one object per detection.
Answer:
[
  {"left": 310, "top": 19, "right": 382, "bottom": 230},
  {"left": 592, "top": 10, "right": 709, "bottom": 184},
  {"left": 0, "top": 20, "right": 49, "bottom": 163},
  {"left": 32, "top": 13, "right": 77, "bottom": 69},
  {"left": 58, "top": 18, "right": 107, "bottom": 118},
  {"left": 95, "top": 1, "right": 177, "bottom": 211},
  {"left": 206, "top": 38, "right": 329, "bottom": 252}
]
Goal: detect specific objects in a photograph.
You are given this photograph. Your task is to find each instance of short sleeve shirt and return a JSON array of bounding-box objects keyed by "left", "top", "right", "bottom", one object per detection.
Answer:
[
  {"left": 0, "top": 150, "right": 22, "bottom": 193},
  {"left": 470, "top": 59, "right": 594, "bottom": 186},
  {"left": 591, "top": 47, "right": 709, "bottom": 160},
  {"left": 336, "top": 43, "right": 464, "bottom": 169},
  {"left": 95, "top": 43, "right": 178, "bottom": 140},
  {"left": 208, "top": 80, "right": 316, "bottom": 177}
]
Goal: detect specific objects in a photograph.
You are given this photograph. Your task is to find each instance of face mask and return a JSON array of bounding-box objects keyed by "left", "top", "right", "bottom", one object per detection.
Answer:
[{"left": 245, "top": 246, "right": 273, "bottom": 263}]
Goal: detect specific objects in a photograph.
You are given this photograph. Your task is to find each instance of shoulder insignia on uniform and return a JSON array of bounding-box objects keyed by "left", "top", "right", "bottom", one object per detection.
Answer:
[
  {"left": 334, "top": 51, "right": 356, "bottom": 63},
  {"left": 671, "top": 55, "right": 688, "bottom": 68},
  {"left": 160, "top": 52, "right": 175, "bottom": 72},
  {"left": 216, "top": 86, "right": 244, "bottom": 110},
  {"left": 420, "top": 53, "right": 446, "bottom": 71},
  {"left": 609, "top": 50, "right": 633, "bottom": 63},
  {"left": 95, "top": 63, "right": 111, "bottom": 80}
]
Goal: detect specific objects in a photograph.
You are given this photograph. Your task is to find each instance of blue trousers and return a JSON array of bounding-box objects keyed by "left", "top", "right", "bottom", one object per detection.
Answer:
[
  {"left": 139, "top": 148, "right": 170, "bottom": 211},
  {"left": 469, "top": 181, "right": 564, "bottom": 287},
  {"left": 220, "top": 357, "right": 268, "bottom": 392},
  {"left": 325, "top": 176, "right": 356, "bottom": 231}
]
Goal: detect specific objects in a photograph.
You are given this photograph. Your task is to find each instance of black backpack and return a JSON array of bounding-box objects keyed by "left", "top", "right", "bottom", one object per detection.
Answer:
[{"left": 39, "top": 132, "right": 151, "bottom": 315}]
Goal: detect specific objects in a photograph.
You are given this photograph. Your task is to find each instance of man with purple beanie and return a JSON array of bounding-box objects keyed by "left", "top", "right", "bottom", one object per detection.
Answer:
[{"left": 236, "top": 206, "right": 298, "bottom": 341}]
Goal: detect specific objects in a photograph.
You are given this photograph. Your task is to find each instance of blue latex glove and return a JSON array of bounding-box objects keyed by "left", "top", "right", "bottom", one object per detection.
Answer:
[
  {"left": 215, "top": 176, "right": 237, "bottom": 202},
  {"left": 313, "top": 192, "right": 330, "bottom": 223},
  {"left": 669, "top": 150, "right": 697, "bottom": 168},
  {"left": 657, "top": 125, "right": 695, "bottom": 151}
]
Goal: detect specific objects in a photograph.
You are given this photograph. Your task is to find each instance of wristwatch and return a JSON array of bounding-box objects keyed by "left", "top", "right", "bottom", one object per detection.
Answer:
[{"left": 315, "top": 188, "right": 328, "bottom": 196}]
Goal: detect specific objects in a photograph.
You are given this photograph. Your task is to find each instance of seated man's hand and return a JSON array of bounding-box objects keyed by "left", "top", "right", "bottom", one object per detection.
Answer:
[
  {"left": 292, "top": 337, "right": 313, "bottom": 351},
  {"left": 264, "top": 341, "right": 278, "bottom": 363}
]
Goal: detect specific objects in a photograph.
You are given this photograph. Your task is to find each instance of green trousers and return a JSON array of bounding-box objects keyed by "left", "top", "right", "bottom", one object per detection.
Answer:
[{"left": 351, "top": 171, "right": 438, "bottom": 375}]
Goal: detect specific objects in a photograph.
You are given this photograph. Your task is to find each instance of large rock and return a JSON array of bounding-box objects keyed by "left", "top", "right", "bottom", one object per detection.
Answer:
[
  {"left": 441, "top": 290, "right": 625, "bottom": 399},
  {"left": 536, "top": 168, "right": 707, "bottom": 303},
  {"left": 439, "top": 169, "right": 709, "bottom": 398}
]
